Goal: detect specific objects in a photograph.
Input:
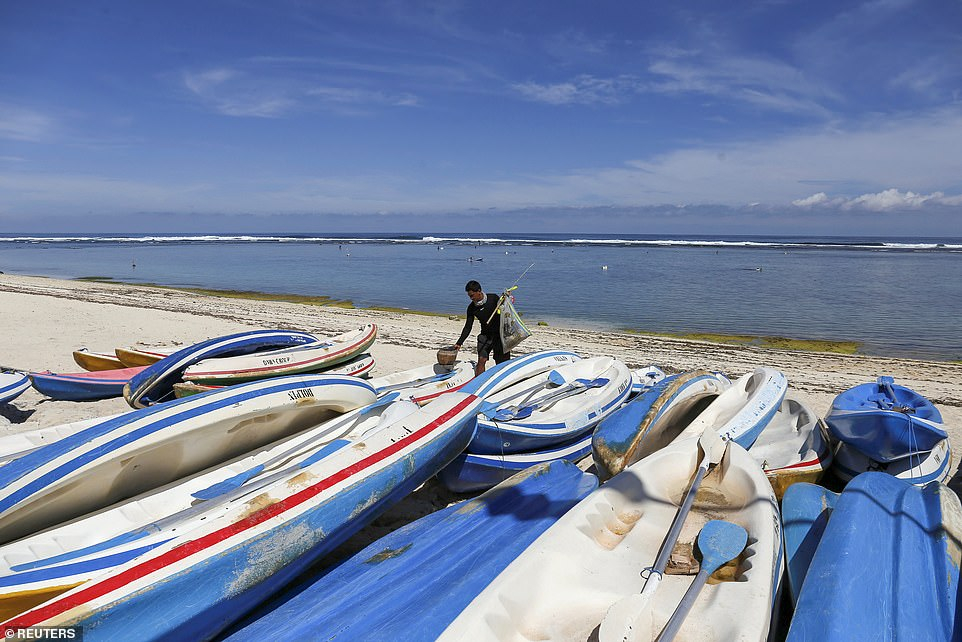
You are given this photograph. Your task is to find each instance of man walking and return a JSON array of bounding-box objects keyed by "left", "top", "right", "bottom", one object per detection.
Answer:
[{"left": 454, "top": 280, "right": 510, "bottom": 377}]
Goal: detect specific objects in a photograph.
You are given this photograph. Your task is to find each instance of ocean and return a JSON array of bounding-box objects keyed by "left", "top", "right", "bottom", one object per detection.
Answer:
[{"left": 1, "top": 233, "right": 960, "bottom": 360}]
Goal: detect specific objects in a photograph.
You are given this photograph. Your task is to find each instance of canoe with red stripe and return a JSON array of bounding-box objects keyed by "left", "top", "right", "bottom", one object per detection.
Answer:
[
  {"left": 181, "top": 325, "right": 377, "bottom": 385},
  {"left": 2, "top": 390, "right": 482, "bottom": 640},
  {"left": 29, "top": 367, "right": 147, "bottom": 401},
  {"left": 0, "top": 375, "right": 376, "bottom": 545}
]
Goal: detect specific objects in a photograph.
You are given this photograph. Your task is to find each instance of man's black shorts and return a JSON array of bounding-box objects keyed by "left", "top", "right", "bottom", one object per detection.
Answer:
[{"left": 477, "top": 334, "right": 511, "bottom": 363}]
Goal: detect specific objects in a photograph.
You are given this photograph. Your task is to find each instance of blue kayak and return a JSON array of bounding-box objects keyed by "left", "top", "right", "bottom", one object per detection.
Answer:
[
  {"left": 29, "top": 366, "right": 145, "bottom": 401},
  {"left": 780, "top": 482, "right": 839, "bottom": 606},
  {"left": 221, "top": 460, "right": 598, "bottom": 641},
  {"left": 825, "top": 376, "right": 946, "bottom": 461},
  {"left": 438, "top": 430, "right": 592, "bottom": 493},
  {"left": 124, "top": 329, "right": 317, "bottom": 407},
  {"left": 786, "top": 472, "right": 962, "bottom": 641}
]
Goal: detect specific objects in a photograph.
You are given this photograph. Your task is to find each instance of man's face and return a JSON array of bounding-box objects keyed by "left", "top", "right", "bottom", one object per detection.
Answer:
[{"left": 467, "top": 289, "right": 484, "bottom": 304}]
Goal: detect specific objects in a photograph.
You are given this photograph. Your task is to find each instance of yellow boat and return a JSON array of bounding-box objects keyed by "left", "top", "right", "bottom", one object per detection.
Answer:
[
  {"left": 114, "top": 346, "right": 169, "bottom": 367},
  {"left": 71, "top": 349, "right": 124, "bottom": 372}
]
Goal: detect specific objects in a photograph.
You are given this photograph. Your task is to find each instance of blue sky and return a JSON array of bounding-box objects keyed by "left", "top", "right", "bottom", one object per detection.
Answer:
[{"left": 2, "top": 0, "right": 961, "bottom": 234}]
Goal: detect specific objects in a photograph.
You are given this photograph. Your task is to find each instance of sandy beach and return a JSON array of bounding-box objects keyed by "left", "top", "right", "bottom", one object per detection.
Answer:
[{"left": 1, "top": 272, "right": 960, "bottom": 553}]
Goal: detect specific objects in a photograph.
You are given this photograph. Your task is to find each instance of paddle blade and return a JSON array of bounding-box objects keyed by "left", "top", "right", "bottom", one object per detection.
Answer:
[
  {"left": 698, "top": 426, "right": 728, "bottom": 467},
  {"left": 697, "top": 520, "right": 748, "bottom": 574},
  {"left": 547, "top": 369, "right": 567, "bottom": 386},
  {"left": 191, "top": 464, "right": 266, "bottom": 500}
]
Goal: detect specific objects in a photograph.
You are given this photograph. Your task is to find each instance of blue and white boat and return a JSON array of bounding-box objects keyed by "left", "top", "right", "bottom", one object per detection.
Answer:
[
  {"left": 592, "top": 369, "right": 731, "bottom": 480},
  {"left": 1, "top": 390, "right": 483, "bottom": 640},
  {"left": 0, "top": 373, "right": 29, "bottom": 405},
  {"left": 469, "top": 356, "right": 632, "bottom": 454},
  {"left": 124, "top": 329, "right": 318, "bottom": 408},
  {"left": 629, "top": 365, "right": 666, "bottom": 396},
  {"left": 0, "top": 374, "right": 376, "bottom": 544},
  {"left": 786, "top": 472, "right": 962, "bottom": 641},
  {"left": 832, "top": 437, "right": 952, "bottom": 486},
  {"left": 221, "top": 460, "right": 598, "bottom": 641},
  {"left": 29, "top": 366, "right": 145, "bottom": 401},
  {"left": 678, "top": 367, "right": 787, "bottom": 448},
  {"left": 781, "top": 481, "right": 839, "bottom": 606},
  {"left": 825, "top": 376, "right": 947, "bottom": 462},
  {"left": 439, "top": 431, "right": 593, "bottom": 493}
]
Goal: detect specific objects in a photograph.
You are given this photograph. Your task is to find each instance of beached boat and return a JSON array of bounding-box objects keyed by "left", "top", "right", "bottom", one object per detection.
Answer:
[
  {"left": 468, "top": 356, "right": 632, "bottom": 454},
  {"left": 825, "top": 376, "right": 947, "bottom": 461},
  {"left": 592, "top": 370, "right": 731, "bottom": 480},
  {"left": 748, "top": 391, "right": 833, "bottom": 498},
  {"left": 629, "top": 365, "right": 667, "bottom": 396},
  {"left": 221, "top": 460, "right": 598, "bottom": 641},
  {"left": 0, "top": 391, "right": 474, "bottom": 621},
  {"left": 171, "top": 353, "right": 378, "bottom": 398},
  {"left": 438, "top": 436, "right": 783, "bottom": 641},
  {"left": 677, "top": 366, "right": 787, "bottom": 448},
  {"left": 832, "top": 438, "right": 952, "bottom": 486},
  {"left": 124, "top": 329, "right": 318, "bottom": 408},
  {"left": 459, "top": 349, "right": 582, "bottom": 400},
  {"left": 0, "top": 374, "right": 375, "bottom": 544},
  {"left": 181, "top": 324, "right": 377, "bottom": 385},
  {"left": 0, "top": 390, "right": 483, "bottom": 640},
  {"left": 29, "top": 366, "right": 147, "bottom": 401},
  {"left": 786, "top": 472, "right": 962, "bottom": 641},
  {"left": 781, "top": 482, "right": 839, "bottom": 607},
  {"left": 0, "top": 373, "right": 30, "bottom": 406},
  {"left": 0, "top": 413, "right": 127, "bottom": 466},
  {"left": 114, "top": 347, "right": 170, "bottom": 367},
  {"left": 439, "top": 431, "right": 593, "bottom": 493},
  {"left": 370, "top": 359, "right": 476, "bottom": 403},
  {"left": 71, "top": 349, "right": 124, "bottom": 372}
]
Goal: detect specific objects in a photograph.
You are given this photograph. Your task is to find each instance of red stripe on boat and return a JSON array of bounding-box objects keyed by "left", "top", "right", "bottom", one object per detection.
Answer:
[{"left": 6, "top": 393, "right": 477, "bottom": 627}]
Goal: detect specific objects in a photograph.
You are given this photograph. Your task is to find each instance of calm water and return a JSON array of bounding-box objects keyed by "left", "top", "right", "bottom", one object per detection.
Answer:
[{"left": 1, "top": 234, "right": 960, "bottom": 360}]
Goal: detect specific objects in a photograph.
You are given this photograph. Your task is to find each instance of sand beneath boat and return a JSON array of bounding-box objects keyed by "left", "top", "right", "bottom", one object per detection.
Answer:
[{"left": 1, "top": 271, "right": 960, "bottom": 556}]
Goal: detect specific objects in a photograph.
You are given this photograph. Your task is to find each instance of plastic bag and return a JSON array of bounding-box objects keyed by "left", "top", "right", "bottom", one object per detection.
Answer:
[{"left": 498, "top": 291, "right": 532, "bottom": 352}]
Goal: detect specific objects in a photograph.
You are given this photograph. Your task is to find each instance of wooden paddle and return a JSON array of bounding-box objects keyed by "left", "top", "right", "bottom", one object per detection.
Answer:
[
  {"left": 655, "top": 520, "right": 748, "bottom": 641},
  {"left": 598, "top": 428, "right": 730, "bottom": 641}
]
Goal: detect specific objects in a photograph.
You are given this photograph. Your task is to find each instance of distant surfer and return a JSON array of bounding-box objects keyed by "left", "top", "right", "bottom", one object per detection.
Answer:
[{"left": 453, "top": 280, "right": 510, "bottom": 377}]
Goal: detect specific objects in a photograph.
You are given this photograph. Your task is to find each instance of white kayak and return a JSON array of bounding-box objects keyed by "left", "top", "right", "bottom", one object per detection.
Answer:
[
  {"left": 469, "top": 356, "right": 633, "bottom": 454},
  {"left": 0, "top": 374, "right": 375, "bottom": 544},
  {"left": 832, "top": 438, "right": 952, "bottom": 487},
  {"left": 439, "top": 436, "right": 783, "bottom": 641},
  {"left": 679, "top": 367, "right": 787, "bottom": 448},
  {"left": 0, "top": 392, "right": 472, "bottom": 620},
  {"left": 748, "top": 391, "right": 833, "bottom": 498},
  {"left": 370, "top": 360, "right": 476, "bottom": 404},
  {"left": 0, "top": 373, "right": 30, "bottom": 406}
]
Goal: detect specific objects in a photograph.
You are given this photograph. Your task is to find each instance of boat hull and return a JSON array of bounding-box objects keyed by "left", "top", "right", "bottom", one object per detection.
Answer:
[
  {"left": 0, "top": 374, "right": 30, "bottom": 406},
  {"left": 832, "top": 438, "right": 951, "bottom": 486},
  {"left": 29, "top": 367, "right": 146, "bottom": 401},
  {"left": 124, "top": 329, "right": 318, "bottom": 408},
  {"left": 222, "top": 460, "right": 598, "bottom": 640},
  {"left": 787, "top": 472, "right": 962, "bottom": 641},
  {"left": 72, "top": 350, "right": 124, "bottom": 372}
]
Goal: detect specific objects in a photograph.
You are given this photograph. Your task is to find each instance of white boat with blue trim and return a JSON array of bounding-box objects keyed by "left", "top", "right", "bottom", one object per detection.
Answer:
[{"left": 0, "top": 374, "right": 375, "bottom": 544}]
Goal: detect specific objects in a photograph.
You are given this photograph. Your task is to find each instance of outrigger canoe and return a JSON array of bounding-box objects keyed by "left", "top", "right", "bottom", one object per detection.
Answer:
[
  {"left": 786, "top": 473, "right": 962, "bottom": 641},
  {"left": 222, "top": 460, "right": 598, "bottom": 640},
  {"left": 181, "top": 325, "right": 377, "bottom": 385},
  {"left": 71, "top": 349, "right": 124, "bottom": 372},
  {"left": 124, "top": 329, "right": 318, "bottom": 408},
  {"left": 0, "top": 373, "right": 30, "bottom": 406},
  {"left": 439, "top": 436, "right": 783, "bottom": 641},
  {"left": 0, "top": 390, "right": 483, "bottom": 640},
  {"left": 30, "top": 366, "right": 146, "bottom": 402},
  {"left": 592, "top": 370, "right": 731, "bottom": 480},
  {"left": 0, "top": 374, "right": 375, "bottom": 544},
  {"left": 748, "top": 391, "right": 833, "bottom": 498},
  {"left": 469, "top": 356, "right": 632, "bottom": 454},
  {"left": 171, "top": 353, "right": 378, "bottom": 398}
]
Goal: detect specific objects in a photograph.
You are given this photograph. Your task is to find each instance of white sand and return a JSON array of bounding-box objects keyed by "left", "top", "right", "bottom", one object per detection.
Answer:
[{"left": 1, "top": 272, "right": 959, "bottom": 513}]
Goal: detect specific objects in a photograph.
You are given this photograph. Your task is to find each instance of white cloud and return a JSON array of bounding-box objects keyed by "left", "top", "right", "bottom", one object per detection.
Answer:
[
  {"left": 0, "top": 104, "right": 56, "bottom": 142},
  {"left": 512, "top": 75, "right": 631, "bottom": 105}
]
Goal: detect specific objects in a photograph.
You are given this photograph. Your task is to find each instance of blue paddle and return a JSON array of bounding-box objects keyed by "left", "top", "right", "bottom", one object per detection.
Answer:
[
  {"left": 494, "top": 377, "right": 609, "bottom": 421},
  {"left": 478, "top": 369, "right": 569, "bottom": 419},
  {"left": 655, "top": 520, "right": 748, "bottom": 641}
]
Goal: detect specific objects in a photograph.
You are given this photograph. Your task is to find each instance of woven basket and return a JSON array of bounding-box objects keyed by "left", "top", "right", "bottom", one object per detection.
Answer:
[{"left": 436, "top": 346, "right": 458, "bottom": 367}]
